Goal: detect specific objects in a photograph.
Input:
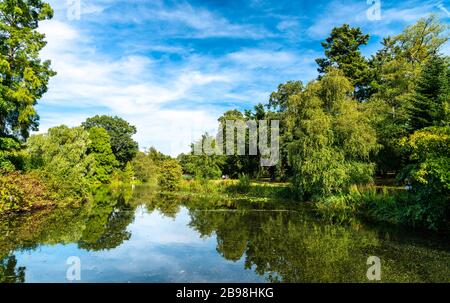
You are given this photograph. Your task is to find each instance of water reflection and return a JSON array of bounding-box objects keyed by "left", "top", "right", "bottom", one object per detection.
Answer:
[{"left": 0, "top": 185, "right": 449, "bottom": 282}]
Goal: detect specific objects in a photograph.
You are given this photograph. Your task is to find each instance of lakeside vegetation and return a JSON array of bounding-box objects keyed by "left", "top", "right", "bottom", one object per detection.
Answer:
[{"left": 0, "top": 1, "right": 448, "bottom": 235}]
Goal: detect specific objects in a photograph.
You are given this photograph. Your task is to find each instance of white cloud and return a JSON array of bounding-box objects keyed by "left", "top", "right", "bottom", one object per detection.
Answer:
[
  {"left": 34, "top": 2, "right": 321, "bottom": 156},
  {"left": 307, "top": 0, "right": 442, "bottom": 39},
  {"left": 36, "top": 19, "right": 232, "bottom": 156}
]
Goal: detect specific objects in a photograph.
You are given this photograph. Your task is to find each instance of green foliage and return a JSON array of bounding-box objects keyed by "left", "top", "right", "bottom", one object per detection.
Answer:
[
  {"left": 268, "top": 81, "right": 303, "bottom": 112},
  {"left": 408, "top": 56, "right": 450, "bottom": 132},
  {"left": 0, "top": 255, "right": 25, "bottom": 283},
  {"left": 26, "top": 125, "right": 95, "bottom": 201},
  {"left": 267, "top": 82, "right": 303, "bottom": 180},
  {"left": 87, "top": 127, "right": 118, "bottom": 185},
  {"left": 0, "top": 0, "right": 56, "bottom": 140},
  {"left": 179, "top": 134, "right": 224, "bottom": 180},
  {"left": 131, "top": 151, "right": 157, "bottom": 184},
  {"left": 122, "top": 162, "right": 134, "bottom": 183},
  {"left": 397, "top": 126, "right": 450, "bottom": 229},
  {"left": 366, "top": 15, "right": 449, "bottom": 173},
  {"left": 0, "top": 171, "right": 53, "bottom": 214},
  {"left": 0, "top": 137, "right": 21, "bottom": 171},
  {"left": 316, "top": 24, "right": 372, "bottom": 101},
  {"left": 158, "top": 159, "right": 182, "bottom": 191},
  {"left": 316, "top": 184, "right": 448, "bottom": 231},
  {"left": 235, "top": 174, "right": 251, "bottom": 193},
  {"left": 82, "top": 115, "right": 139, "bottom": 167},
  {"left": 287, "top": 69, "right": 378, "bottom": 199},
  {"left": 147, "top": 146, "right": 170, "bottom": 162}
]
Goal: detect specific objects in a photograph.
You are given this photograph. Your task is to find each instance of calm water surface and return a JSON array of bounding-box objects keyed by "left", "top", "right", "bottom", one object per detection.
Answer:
[{"left": 0, "top": 185, "right": 449, "bottom": 282}]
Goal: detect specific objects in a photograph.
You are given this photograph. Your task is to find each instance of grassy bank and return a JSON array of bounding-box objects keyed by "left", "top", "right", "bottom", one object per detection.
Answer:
[
  {"left": 176, "top": 179, "right": 449, "bottom": 232},
  {"left": 315, "top": 185, "right": 449, "bottom": 231}
]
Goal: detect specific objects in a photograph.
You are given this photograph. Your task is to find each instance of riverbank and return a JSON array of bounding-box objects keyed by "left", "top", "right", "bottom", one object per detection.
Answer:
[
  {"left": 175, "top": 179, "right": 449, "bottom": 233},
  {"left": 1, "top": 173, "right": 448, "bottom": 234}
]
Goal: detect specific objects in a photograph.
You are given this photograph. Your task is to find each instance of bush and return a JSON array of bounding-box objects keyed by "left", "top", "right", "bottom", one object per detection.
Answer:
[
  {"left": 0, "top": 172, "right": 54, "bottom": 214},
  {"left": 158, "top": 159, "right": 182, "bottom": 191},
  {"left": 315, "top": 185, "right": 449, "bottom": 231},
  {"left": 235, "top": 174, "right": 251, "bottom": 193}
]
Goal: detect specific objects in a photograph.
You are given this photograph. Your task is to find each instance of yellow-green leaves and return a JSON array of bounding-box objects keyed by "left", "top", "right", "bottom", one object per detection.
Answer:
[{"left": 0, "top": 0, "right": 55, "bottom": 140}]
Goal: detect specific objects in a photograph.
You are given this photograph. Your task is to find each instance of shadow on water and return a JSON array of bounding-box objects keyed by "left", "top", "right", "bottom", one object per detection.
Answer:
[{"left": 0, "top": 185, "right": 449, "bottom": 282}]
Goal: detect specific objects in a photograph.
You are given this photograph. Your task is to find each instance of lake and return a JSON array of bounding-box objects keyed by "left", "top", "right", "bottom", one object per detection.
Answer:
[{"left": 0, "top": 185, "right": 449, "bottom": 283}]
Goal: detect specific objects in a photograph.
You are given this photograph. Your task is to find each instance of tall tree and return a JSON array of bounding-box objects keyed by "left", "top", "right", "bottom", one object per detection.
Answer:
[
  {"left": 408, "top": 55, "right": 450, "bottom": 132},
  {"left": 87, "top": 126, "right": 118, "bottom": 184},
  {"left": 316, "top": 24, "right": 371, "bottom": 101},
  {"left": 82, "top": 115, "right": 139, "bottom": 168},
  {"left": 286, "top": 69, "right": 378, "bottom": 199},
  {"left": 366, "top": 15, "right": 449, "bottom": 174},
  {"left": 267, "top": 81, "right": 303, "bottom": 180},
  {"left": 0, "top": 0, "right": 55, "bottom": 140}
]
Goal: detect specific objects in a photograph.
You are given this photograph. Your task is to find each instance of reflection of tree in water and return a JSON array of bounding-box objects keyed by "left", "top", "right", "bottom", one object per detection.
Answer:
[
  {"left": 189, "top": 210, "right": 250, "bottom": 261},
  {"left": 78, "top": 187, "right": 136, "bottom": 251},
  {"left": 144, "top": 193, "right": 181, "bottom": 219},
  {"left": 188, "top": 210, "right": 380, "bottom": 282},
  {"left": 0, "top": 255, "right": 25, "bottom": 283}
]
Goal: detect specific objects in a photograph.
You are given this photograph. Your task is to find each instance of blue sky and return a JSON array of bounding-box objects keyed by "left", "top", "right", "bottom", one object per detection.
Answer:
[{"left": 37, "top": 0, "right": 450, "bottom": 156}]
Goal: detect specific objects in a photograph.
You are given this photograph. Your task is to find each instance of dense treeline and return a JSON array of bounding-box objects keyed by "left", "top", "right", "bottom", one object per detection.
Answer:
[
  {"left": 0, "top": 1, "right": 448, "bottom": 231},
  {"left": 180, "top": 16, "right": 449, "bottom": 230}
]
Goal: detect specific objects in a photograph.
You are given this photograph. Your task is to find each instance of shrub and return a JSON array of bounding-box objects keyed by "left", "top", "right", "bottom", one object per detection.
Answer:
[
  {"left": 158, "top": 159, "right": 182, "bottom": 191},
  {"left": 235, "top": 174, "right": 251, "bottom": 193},
  {"left": 0, "top": 171, "right": 54, "bottom": 214}
]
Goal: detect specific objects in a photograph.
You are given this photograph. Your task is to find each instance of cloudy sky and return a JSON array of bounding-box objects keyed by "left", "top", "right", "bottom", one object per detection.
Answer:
[{"left": 37, "top": 0, "right": 450, "bottom": 156}]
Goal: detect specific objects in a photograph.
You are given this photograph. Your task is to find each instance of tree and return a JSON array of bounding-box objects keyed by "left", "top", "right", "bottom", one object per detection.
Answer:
[
  {"left": 158, "top": 159, "right": 182, "bottom": 191},
  {"left": 316, "top": 24, "right": 372, "bottom": 101},
  {"left": 399, "top": 126, "right": 450, "bottom": 229},
  {"left": 218, "top": 110, "right": 246, "bottom": 178},
  {"left": 267, "top": 81, "right": 303, "bottom": 180},
  {"left": 26, "top": 125, "right": 95, "bottom": 201},
  {"left": 286, "top": 69, "right": 378, "bottom": 199},
  {"left": 82, "top": 115, "right": 139, "bottom": 167},
  {"left": 87, "top": 126, "right": 118, "bottom": 185},
  {"left": 131, "top": 151, "right": 157, "bottom": 183},
  {"left": 0, "top": 0, "right": 56, "bottom": 140},
  {"left": 408, "top": 55, "right": 450, "bottom": 132},
  {"left": 147, "top": 146, "right": 170, "bottom": 163},
  {"left": 179, "top": 134, "right": 224, "bottom": 180},
  {"left": 268, "top": 81, "right": 303, "bottom": 112},
  {"left": 366, "top": 15, "right": 449, "bottom": 174}
]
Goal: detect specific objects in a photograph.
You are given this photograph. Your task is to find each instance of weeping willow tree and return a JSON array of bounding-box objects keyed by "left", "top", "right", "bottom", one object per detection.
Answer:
[{"left": 286, "top": 69, "right": 378, "bottom": 200}]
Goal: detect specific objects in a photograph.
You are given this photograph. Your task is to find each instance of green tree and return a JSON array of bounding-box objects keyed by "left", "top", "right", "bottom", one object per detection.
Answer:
[
  {"left": 180, "top": 134, "right": 224, "bottom": 180},
  {"left": 408, "top": 55, "right": 450, "bottom": 132},
  {"left": 147, "top": 146, "right": 170, "bottom": 163},
  {"left": 366, "top": 15, "right": 449, "bottom": 174},
  {"left": 82, "top": 115, "right": 139, "bottom": 167},
  {"left": 0, "top": 136, "right": 20, "bottom": 171},
  {"left": 316, "top": 24, "right": 372, "bottom": 101},
  {"left": 26, "top": 125, "right": 95, "bottom": 201},
  {"left": 399, "top": 126, "right": 450, "bottom": 229},
  {"left": 0, "top": 0, "right": 55, "bottom": 140},
  {"left": 268, "top": 81, "right": 303, "bottom": 112},
  {"left": 87, "top": 126, "right": 118, "bottom": 185},
  {"left": 287, "top": 69, "right": 378, "bottom": 199},
  {"left": 158, "top": 159, "right": 182, "bottom": 191},
  {"left": 131, "top": 151, "right": 157, "bottom": 184},
  {"left": 267, "top": 81, "right": 303, "bottom": 180}
]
